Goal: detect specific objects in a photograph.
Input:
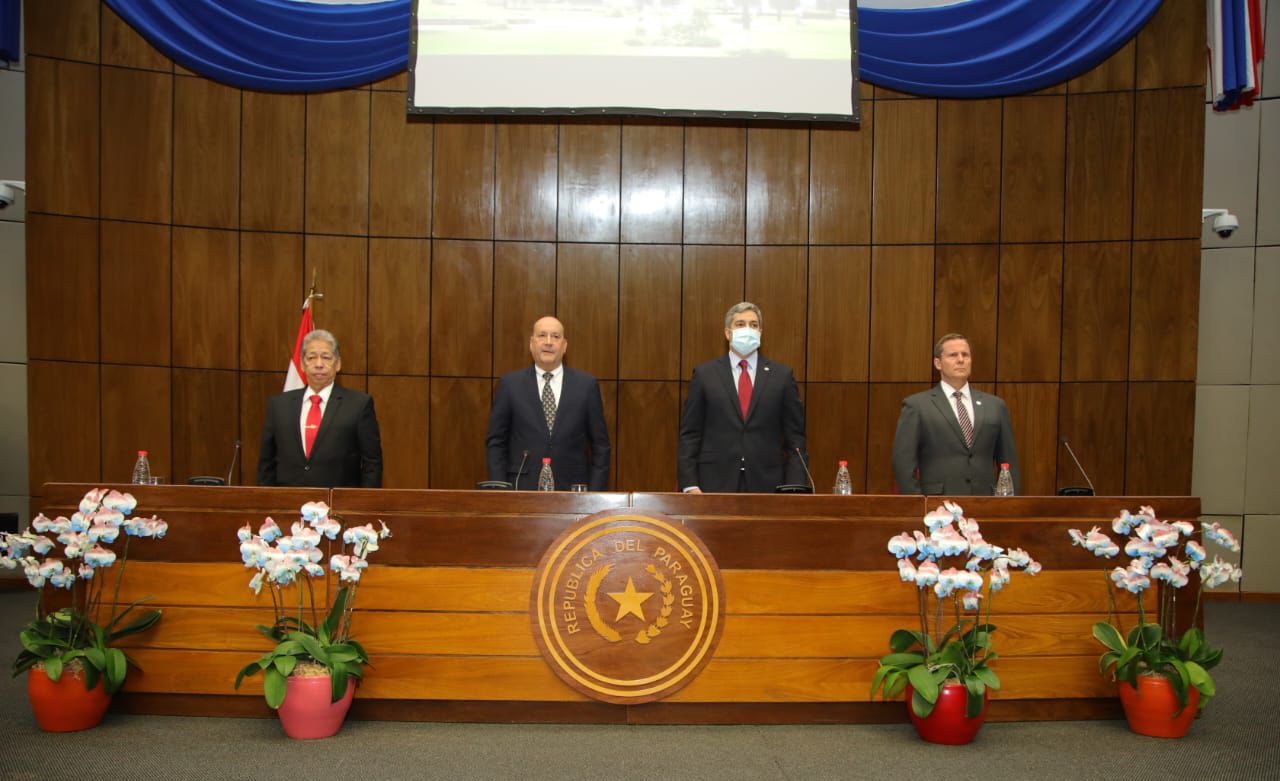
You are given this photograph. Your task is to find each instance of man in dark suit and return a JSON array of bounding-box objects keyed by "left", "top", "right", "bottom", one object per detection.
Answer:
[
  {"left": 486, "top": 316, "right": 611, "bottom": 490},
  {"left": 678, "top": 302, "right": 807, "bottom": 493},
  {"left": 892, "top": 333, "right": 1019, "bottom": 496},
  {"left": 257, "top": 329, "right": 383, "bottom": 488}
]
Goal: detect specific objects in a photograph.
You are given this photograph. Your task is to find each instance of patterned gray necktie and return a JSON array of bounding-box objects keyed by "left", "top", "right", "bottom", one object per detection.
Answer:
[
  {"left": 542, "top": 372, "right": 556, "bottom": 431},
  {"left": 954, "top": 390, "right": 974, "bottom": 448}
]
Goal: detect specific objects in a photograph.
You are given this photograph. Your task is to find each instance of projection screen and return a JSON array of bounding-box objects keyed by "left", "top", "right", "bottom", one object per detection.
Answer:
[{"left": 409, "top": 0, "right": 859, "bottom": 122}]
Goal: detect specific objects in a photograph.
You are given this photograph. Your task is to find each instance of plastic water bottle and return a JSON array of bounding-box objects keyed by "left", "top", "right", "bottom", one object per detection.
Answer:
[
  {"left": 994, "top": 463, "right": 1015, "bottom": 497},
  {"left": 538, "top": 457, "right": 555, "bottom": 491},
  {"left": 131, "top": 450, "right": 153, "bottom": 485},
  {"left": 833, "top": 460, "right": 852, "bottom": 495}
]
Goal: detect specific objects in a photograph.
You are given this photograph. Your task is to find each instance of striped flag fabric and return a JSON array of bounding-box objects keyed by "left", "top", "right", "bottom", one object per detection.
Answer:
[
  {"left": 1209, "top": 0, "right": 1265, "bottom": 112},
  {"left": 284, "top": 296, "right": 316, "bottom": 392}
]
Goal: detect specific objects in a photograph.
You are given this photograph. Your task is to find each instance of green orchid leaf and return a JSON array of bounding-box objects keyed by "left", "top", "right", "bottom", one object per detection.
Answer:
[
  {"left": 878, "top": 652, "right": 924, "bottom": 669},
  {"left": 107, "top": 608, "right": 162, "bottom": 642},
  {"left": 1092, "top": 622, "right": 1126, "bottom": 653},
  {"left": 329, "top": 662, "right": 349, "bottom": 703},
  {"left": 324, "top": 587, "right": 350, "bottom": 638},
  {"left": 82, "top": 660, "right": 101, "bottom": 692},
  {"left": 1184, "top": 660, "right": 1215, "bottom": 697},
  {"left": 84, "top": 647, "right": 107, "bottom": 672},
  {"left": 104, "top": 647, "right": 128, "bottom": 693},
  {"left": 907, "top": 664, "right": 939, "bottom": 704},
  {"left": 888, "top": 629, "right": 923, "bottom": 654},
  {"left": 965, "top": 678, "right": 986, "bottom": 718},
  {"left": 43, "top": 655, "right": 63, "bottom": 681},
  {"left": 263, "top": 667, "right": 287, "bottom": 709},
  {"left": 289, "top": 632, "right": 329, "bottom": 664},
  {"left": 910, "top": 687, "right": 936, "bottom": 718},
  {"left": 1197, "top": 647, "right": 1224, "bottom": 671},
  {"left": 974, "top": 665, "right": 1000, "bottom": 690},
  {"left": 274, "top": 655, "right": 297, "bottom": 678}
]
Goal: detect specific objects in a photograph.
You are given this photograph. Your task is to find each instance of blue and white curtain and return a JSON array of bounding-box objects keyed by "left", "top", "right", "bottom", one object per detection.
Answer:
[{"left": 69, "top": 0, "right": 1168, "bottom": 96}]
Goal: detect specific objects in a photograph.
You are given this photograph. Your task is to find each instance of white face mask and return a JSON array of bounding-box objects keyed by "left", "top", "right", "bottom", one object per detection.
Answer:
[{"left": 730, "top": 327, "right": 761, "bottom": 356}]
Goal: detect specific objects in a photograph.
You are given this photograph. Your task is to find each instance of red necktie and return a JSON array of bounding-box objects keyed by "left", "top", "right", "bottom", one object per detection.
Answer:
[
  {"left": 737, "top": 359, "right": 752, "bottom": 419},
  {"left": 304, "top": 394, "right": 322, "bottom": 458}
]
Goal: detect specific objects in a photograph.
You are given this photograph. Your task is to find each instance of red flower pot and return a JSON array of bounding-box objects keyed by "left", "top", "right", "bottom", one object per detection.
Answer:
[
  {"left": 27, "top": 667, "right": 113, "bottom": 732},
  {"left": 276, "top": 675, "right": 355, "bottom": 739},
  {"left": 905, "top": 682, "right": 988, "bottom": 744},
  {"left": 1117, "top": 674, "right": 1200, "bottom": 738}
]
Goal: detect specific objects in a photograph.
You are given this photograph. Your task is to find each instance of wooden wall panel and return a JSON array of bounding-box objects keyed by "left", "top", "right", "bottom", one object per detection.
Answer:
[
  {"left": 683, "top": 126, "right": 746, "bottom": 244},
  {"left": 1068, "top": 39, "right": 1135, "bottom": 93},
  {"left": 1066, "top": 92, "right": 1133, "bottom": 242},
  {"left": 1001, "top": 96, "right": 1065, "bottom": 243},
  {"left": 557, "top": 243, "right": 620, "bottom": 380},
  {"left": 23, "top": 0, "right": 99, "bottom": 62},
  {"left": 558, "top": 121, "right": 621, "bottom": 243},
  {"left": 432, "top": 121, "right": 495, "bottom": 239},
  {"left": 173, "top": 77, "right": 240, "bottom": 230},
  {"left": 805, "top": 383, "right": 869, "bottom": 493},
  {"left": 306, "top": 90, "right": 371, "bottom": 236},
  {"left": 934, "top": 245, "right": 998, "bottom": 382},
  {"left": 28, "top": 361, "right": 100, "bottom": 497},
  {"left": 1061, "top": 242, "right": 1130, "bottom": 382},
  {"left": 747, "top": 126, "right": 809, "bottom": 245},
  {"left": 26, "top": 214, "right": 99, "bottom": 362},
  {"left": 619, "top": 245, "right": 681, "bottom": 381},
  {"left": 806, "top": 247, "right": 870, "bottom": 382},
  {"left": 620, "top": 121, "right": 684, "bottom": 244},
  {"left": 1136, "top": 0, "right": 1206, "bottom": 89},
  {"left": 431, "top": 240, "right": 493, "bottom": 377},
  {"left": 100, "top": 67, "right": 172, "bottom": 224},
  {"left": 936, "top": 99, "right": 1001, "bottom": 244},
  {"left": 367, "top": 376, "right": 429, "bottom": 489},
  {"left": 172, "top": 369, "right": 239, "bottom": 485},
  {"left": 1130, "top": 240, "right": 1199, "bottom": 381},
  {"left": 872, "top": 101, "right": 936, "bottom": 245},
  {"left": 809, "top": 119, "right": 872, "bottom": 245},
  {"left": 101, "top": 364, "right": 171, "bottom": 484},
  {"left": 304, "top": 236, "right": 369, "bottom": 374},
  {"left": 997, "top": 244, "right": 1062, "bottom": 382},
  {"left": 101, "top": 4, "right": 170, "bottom": 71},
  {"left": 616, "top": 382, "right": 679, "bottom": 491},
  {"left": 1126, "top": 382, "right": 1195, "bottom": 496},
  {"left": 1058, "top": 382, "right": 1128, "bottom": 496},
  {"left": 173, "top": 228, "right": 238, "bottom": 370},
  {"left": 495, "top": 122, "right": 557, "bottom": 242},
  {"left": 241, "top": 92, "right": 305, "bottom": 232},
  {"left": 100, "top": 220, "right": 170, "bottom": 366},
  {"left": 429, "top": 378, "right": 492, "bottom": 489},
  {"left": 598, "top": 379, "right": 619, "bottom": 490},
  {"left": 25, "top": 58, "right": 99, "bottom": 217},
  {"left": 493, "top": 243, "right": 556, "bottom": 376},
  {"left": 746, "top": 246, "right": 807, "bottom": 379},
  {"left": 997, "top": 383, "right": 1060, "bottom": 496},
  {"left": 867, "top": 383, "right": 931, "bottom": 493},
  {"left": 1134, "top": 88, "right": 1204, "bottom": 239},
  {"left": 368, "top": 238, "right": 430, "bottom": 376},
  {"left": 370, "top": 92, "right": 432, "bottom": 238},
  {"left": 869, "top": 246, "right": 933, "bottom": 382},
  {"left": 239, "top": 232, "right": 302, "bottom": 372},
  {"left": 681, "top": 245, "right": 745, "bottom": 379}
]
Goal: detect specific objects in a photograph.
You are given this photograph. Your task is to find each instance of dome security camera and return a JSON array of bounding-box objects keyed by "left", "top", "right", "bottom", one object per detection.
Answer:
[
  {"left": 0, "top": 180, "right": 25, "bottom": 210},
  {"left": 1201, "top": 208, "right": 1239, "bottom": 239}
]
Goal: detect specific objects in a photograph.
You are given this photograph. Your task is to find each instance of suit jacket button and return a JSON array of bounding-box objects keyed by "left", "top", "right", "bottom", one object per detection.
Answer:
[{"left": 304, "top": 466, "right": 310, "bottom": 471}]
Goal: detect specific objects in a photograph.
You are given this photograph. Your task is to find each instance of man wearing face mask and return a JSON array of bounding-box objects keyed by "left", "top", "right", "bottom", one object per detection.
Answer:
[{"left": 678, "top": 302, "right": 808, "bottom": 493}]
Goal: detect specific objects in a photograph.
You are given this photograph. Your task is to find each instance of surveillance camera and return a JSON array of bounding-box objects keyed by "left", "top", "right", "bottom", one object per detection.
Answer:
[
  {"left": 1201, "top": 207, "right": 1239, "bottom": 239},
  {"left": 0, "top": 180, "right": 24, "bottom": 210},
  {"left": 1213, "top": 212, "right": 1239, "bottom": 238}
]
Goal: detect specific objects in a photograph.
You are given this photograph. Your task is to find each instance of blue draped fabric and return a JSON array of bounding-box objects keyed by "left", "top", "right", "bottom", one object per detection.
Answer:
[
  {"left": 105, "top": 0, "right": 1164, "bottom": 97},
  {"left": 0, "top": 0, "right": 20, "bottom": 63}
]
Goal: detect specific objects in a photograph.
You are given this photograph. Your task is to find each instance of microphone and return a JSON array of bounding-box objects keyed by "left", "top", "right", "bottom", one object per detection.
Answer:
[
  {"left": 226, "top": 439, "right": 241, "bottom": 486},
  {"left": 1060, "top": 438, "right": 1096, "bottom": 496},
  {"left": 513, "top": 450, "right": 529, "bottom": 491},
  {"left": 796, "top": 447, "right": 815, "bottom": 493}
]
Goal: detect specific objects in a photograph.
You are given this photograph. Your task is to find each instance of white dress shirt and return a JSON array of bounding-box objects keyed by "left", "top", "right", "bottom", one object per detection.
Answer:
[
  {"left": 942, "top": 381, "right": 974, "bottom": 430},
  {"left": 537, "top": 363, "right": 564, "bottom": 406}
]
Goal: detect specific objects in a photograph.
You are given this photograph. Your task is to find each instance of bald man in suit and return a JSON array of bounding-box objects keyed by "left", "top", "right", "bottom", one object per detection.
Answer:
[{"left": 892, "top": 333, "right": 1019, "bottom": 496}]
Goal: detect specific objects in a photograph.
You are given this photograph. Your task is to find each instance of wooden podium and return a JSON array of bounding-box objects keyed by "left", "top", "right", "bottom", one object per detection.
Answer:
[{"left": 39, "top": 484, "right": 1198, "bottom": 724}]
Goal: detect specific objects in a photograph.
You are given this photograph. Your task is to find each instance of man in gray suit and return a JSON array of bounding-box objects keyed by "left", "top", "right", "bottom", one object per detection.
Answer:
[{"left": 892, "top": 333, "right": 1019, "bottom": 496}]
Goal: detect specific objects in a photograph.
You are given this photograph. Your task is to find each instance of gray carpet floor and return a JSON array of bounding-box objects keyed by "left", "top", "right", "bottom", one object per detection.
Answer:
[{"left": 1, "top": 590, "right": 1277, "bottom": 781}]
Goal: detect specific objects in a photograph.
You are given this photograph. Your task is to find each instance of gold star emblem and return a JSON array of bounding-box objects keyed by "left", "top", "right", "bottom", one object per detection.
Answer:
[{"left": 607, "top": 576, "right": 653, "bottom": 622}]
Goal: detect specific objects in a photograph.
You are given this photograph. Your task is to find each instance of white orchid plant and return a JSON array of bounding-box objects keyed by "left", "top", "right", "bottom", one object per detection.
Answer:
[
  {"left": 233, "top": 501, "right": 391, "bottom": 708},
  {"left": 1, "top": 488, "right": 168, "bottom": 693},
  {"left": 871, "top": 501, "right": 1041, "bottom": 719},
  {"left": 1067, "top": 506, "right": 1241, "bottom": 711}
]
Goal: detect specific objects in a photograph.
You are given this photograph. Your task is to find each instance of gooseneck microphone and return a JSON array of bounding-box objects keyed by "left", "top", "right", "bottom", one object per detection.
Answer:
[
  {"left": 226, "top": 440, "right": 241, "bottom": 486},
  {"left": 1060, "top": 438, "right": 1096, "bottom": 496},
  {"left": 795, "top": 447, "right": 816, "bottom": 494},
  {"left": 513, "top": 450, "right": 529, "bottom": 491}
]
